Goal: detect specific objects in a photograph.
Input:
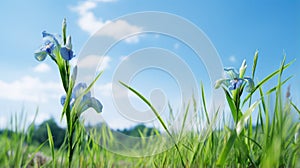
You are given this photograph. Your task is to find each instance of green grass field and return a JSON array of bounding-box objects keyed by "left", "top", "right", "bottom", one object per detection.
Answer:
[{"left": 0, "top": 55, "right": 300, "bottom": 168}]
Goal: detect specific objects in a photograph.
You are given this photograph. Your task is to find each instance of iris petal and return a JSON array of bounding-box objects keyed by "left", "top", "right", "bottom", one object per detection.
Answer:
[
  {"left": 236, "top": 79, "right": 244, "bottom": 88},
  {"left": 60, "top": 83, "right": 103, "bottom": 115},
  {"left": 216, "top": 60, "right": 253, "bottom": 92},
  {"left": 34, "top": 50, "right": 47, "bottom": 61},
  {"left": 60, "top": 47, "right": 75, "bottom": 61},
  {"left": 215, "top": 79, "right": 230, "bottom": 89},
  {"left": 60, "top": 95, "right": 66, "bottom": 106},
  {"left": 80, "top": 97, "right": 103, "bottom": 114},
  {"left": 224, "top": 67, "right": 239, "bottom": 79},
  {"left": 229, "top": 78, "right": 244, "bottom": 90},
  {"left": 42, "top": 31, "right": 60, "bottom": 45},
  {"left": 244, "top": 77, "right": 254, "bottom": 92},
  {"left": 72, "top": 83, "right": 87, "bottom": 98}
]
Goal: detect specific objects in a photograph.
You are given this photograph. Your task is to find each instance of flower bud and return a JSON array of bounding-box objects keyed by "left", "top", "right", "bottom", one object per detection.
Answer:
[
  {"left": 66, "top": 36, "right": 72, "bottom": 50},
  {"left": 62, "top": 18, "right": 67, "bottom": 44},
  {"left": 215, "top": 79, "right": 226, "bottom": 89},
  {"left": 239, "top": 59, "right": 247, "bottom": 78}
]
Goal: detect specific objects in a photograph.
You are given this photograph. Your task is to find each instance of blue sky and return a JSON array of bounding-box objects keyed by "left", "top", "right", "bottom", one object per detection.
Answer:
[{"left": 0, "top": 0, "right": 299, "bottom": 129}]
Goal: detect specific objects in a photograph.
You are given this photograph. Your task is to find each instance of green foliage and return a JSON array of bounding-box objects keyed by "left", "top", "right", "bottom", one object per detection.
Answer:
[
  {"left": 119, "top": 124, "right": 159, "bottom": 137},
  {"left": 32, "top": 118, "right": 65, "bottom": 149},
  {"left": 1, "top": 42, "right": 299, "bottom": 167}
]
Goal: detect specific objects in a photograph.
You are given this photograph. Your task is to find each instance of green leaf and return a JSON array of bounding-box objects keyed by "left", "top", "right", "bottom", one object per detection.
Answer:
[
  {"left": 61, "top": 73, "right": 75, "bottom": 121},
  {"left": 70, "top": 71, "right": 103, "bottom": 118},
  {"left": 236, "top": 101, "right": 260, "bottom": 135},
  {"left": 242, "top": 60, "right": 294, "bottom": 106},
  {"left": 62, "top": 18, "right": 67, "bottom": 45},
  {"left": 265, "top": 76, "right": 292, "bottom": 95},
  {"left": 201, "top": 82, "right": 210, "bottom": 125},
  {"left": 239, "top": 59, "right": 247, "bottom": 78},
  {"left": 119, "top": 81, "right": 186, "bottom": 167},
  {"left": 252, "top": 50, "right": 259, "bottom": 78},
  {"left": 179, "top": 101, "right": 190, "bottom": 140},
  {"left": 23, "top": 141, "right": 48, "bottom": 168},
  {"left": 120, "top": 81, "right": 170, "bottom": 135},
  {"left": 290, "top": 101, "right": 300, "bottom": 115},
  {"left": 216, "top": 131, "right": 237, "bottom": 165},
  {"left": 223, "top": 87, "right": 238, "bottom": 123},
  {"left": 236, "top": 136, "right": 249, "bottom": 159},
  {"left": 46, "top": 124, "right": 56, "bottom": 168}
]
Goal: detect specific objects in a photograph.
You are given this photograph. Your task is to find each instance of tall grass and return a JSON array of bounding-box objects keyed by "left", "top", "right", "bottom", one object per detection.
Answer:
[{"left": 0, "top": 55, "right": 299, "bottom": 167}]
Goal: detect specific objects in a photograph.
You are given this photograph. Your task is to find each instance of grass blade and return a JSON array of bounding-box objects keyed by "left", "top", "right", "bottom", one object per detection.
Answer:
[
  {"left": 236, "top": 101, "right": 260, "bottom": 135},
  {"left": 201, "top": 82, "right": 210, "bottom": 125},
  {"left": 216, "top": 131, "right": 237, "bottom": 165},
  {"left": 252, "top": 50, "right": 259, "bottom": 78},
  {"left": 46, "top": 124, "right": 56, "bottom": 168},
  {"left": 242, "top": 60, "right": 294, "bottom": 106},
  {"left": 119, "top": 81, "right": 186, "bottom": 167}
]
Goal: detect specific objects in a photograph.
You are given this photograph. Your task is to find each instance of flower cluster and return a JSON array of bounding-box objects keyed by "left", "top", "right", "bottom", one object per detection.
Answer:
[
  {"left": 34, "top": 19, "right": 75, "bottom": 62},
  {"left": 34, "top": 19, "right": 103, "bottom": 116},
  {"left": 33, "top": 18, "right": 103, "bottom": 166},
  {"left": 60, "top": 83, "right": 103, "bottom": 115},
  {"left": 215, "top": 60, "right": 254, "bottom": 92}
]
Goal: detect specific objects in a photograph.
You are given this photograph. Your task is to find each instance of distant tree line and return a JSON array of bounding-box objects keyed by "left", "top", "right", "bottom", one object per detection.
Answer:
[{"left": 0, "top": 118, "right": 159, "bottom": 149}]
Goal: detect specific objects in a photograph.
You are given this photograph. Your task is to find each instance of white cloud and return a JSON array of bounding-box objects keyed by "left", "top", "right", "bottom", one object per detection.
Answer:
[
  {"left": 29, "top": 112, "right": 51, "bottom": 125},
  {"left": 96, "top": 82, "right": 112, "bottom": 97},
  {"left": 95, "top": 82, "right": 136, "bottom": 98},
  {"left": 78, "top": 55, "right": 111, "bottom": 71},
  {"left": 71, "top": 1, "right": 142, "bottom": 43},
  {"left": 96, "top": 20, "right": 142, "bottom": 43},
  {"left": 73, "top": 1, "right": 97, "bottom": 15},
  {"left": 33, "top": 63, "right": 51, "bottom": 73},
  {"left": 106, "top": 117, "right": 137, "bottom": 129},
  {"left": 229, "top": 55, "right": 237, "bottom": 63},
  {"left": 0, "top": 76, "right": 63, "bottom": 103}
]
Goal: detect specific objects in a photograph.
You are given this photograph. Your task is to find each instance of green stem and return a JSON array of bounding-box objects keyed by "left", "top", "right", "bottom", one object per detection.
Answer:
[
  {"left": 234, "top": 90, "right": 241, "bottom": 125},
  {"left": 58, "top": 62, "right": 74, "bottom": 167},
  {"left": 68, "top": 127, "right": 75, "bottom": 168}
]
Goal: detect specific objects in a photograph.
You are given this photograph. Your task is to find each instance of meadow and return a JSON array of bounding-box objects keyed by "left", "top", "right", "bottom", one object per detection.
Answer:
[
  {"left": 0, "top": 55, "right": 299, "bottom": 167},
  {"left": 0, "top": 19, "right": 299, "bottom": 168}
]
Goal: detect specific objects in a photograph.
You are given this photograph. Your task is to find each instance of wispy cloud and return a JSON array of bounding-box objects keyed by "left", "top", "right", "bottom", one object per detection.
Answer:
[
  {"left": 0, "top": 76, "right": 63, "bottom": 103},
  {"left": 95, "top": 82, "right": 135, "bottom": 98},
  {"left": 33, "top": 63, "right": 51, "bottom": 73},
  {"left": 71, "top": 1, "right": 106, "bottom": 35},
  {"left": 95, "top": 20, "right": 142, "bottom": 43},
  {"left": 77, "top": 55, "right": 111, "bottom": 71},
  {"left": 71, "top": 1, "right": 142, "bottom": 43}
]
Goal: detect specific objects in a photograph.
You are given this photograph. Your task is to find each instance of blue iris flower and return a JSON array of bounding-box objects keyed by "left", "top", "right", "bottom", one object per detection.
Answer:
[
  {"left": 42, "top": 31, "right": 60, "bottom": 45},
  {"left": 35, "top": 31, "right": 76, "bottom": 62},
  {"left": 34, "top": 31, "right": 60, "bottom": 61},
  {"left": 229, "top": 78, "right": 244, "bottom": 90},
  {"left": 61, "top": 83, "right": 103, "bottom": 115},
  {"left": 215, "top": 60, "right": 254, "bottom": 92},
  {"left": 60, "top": 36, "right": 75, "bottom": 61}
]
